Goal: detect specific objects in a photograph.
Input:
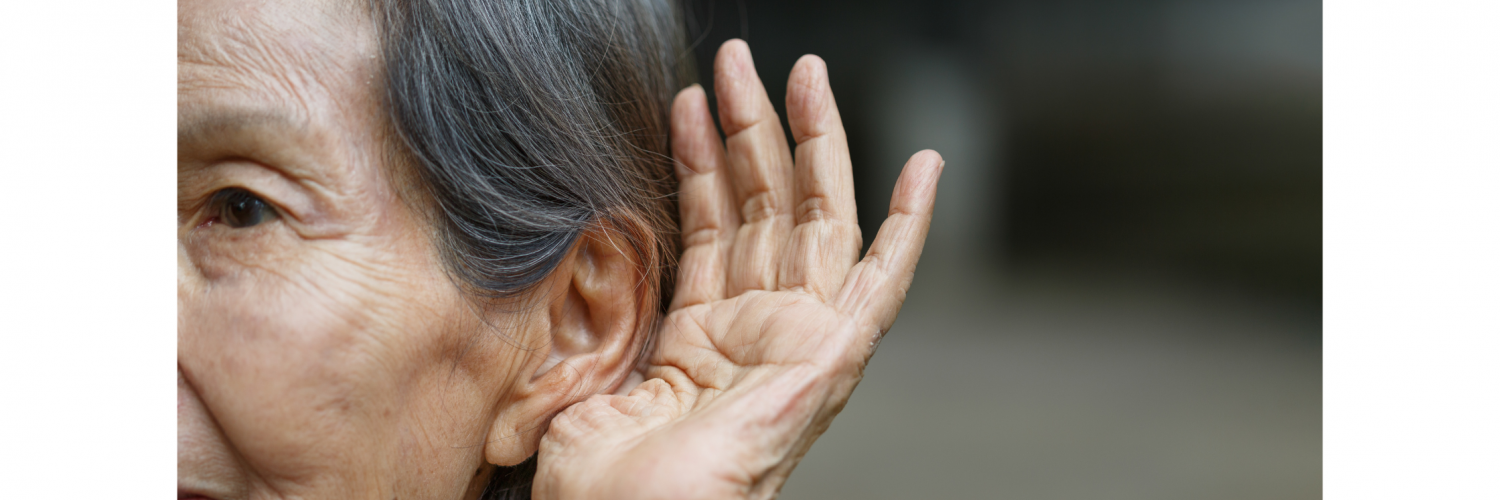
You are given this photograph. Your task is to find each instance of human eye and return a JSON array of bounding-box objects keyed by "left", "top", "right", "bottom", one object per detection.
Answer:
[{"left": 208, "top": 187, "right": 280, "bottom": 228}]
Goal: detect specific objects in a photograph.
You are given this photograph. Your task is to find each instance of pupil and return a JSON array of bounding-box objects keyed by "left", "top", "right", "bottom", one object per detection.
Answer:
[{"left": 218, "top": 189, "right": 272, "bottom": 228}]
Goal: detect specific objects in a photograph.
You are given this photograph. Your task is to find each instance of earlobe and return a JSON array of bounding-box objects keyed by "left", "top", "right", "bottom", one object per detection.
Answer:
[{"left": 484, "top": 229, "right": 645, "bottom": 466}]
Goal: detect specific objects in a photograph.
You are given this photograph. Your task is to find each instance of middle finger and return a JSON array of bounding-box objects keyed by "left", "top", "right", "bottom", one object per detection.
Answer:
[{"left": 713, "top": 39, "right": 795, "bottom": 296}]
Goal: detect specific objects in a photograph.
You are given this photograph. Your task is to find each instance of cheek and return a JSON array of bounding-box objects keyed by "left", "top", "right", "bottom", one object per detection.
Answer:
[{"left": 178, "top": 237, "right": 476, "bottom": 488}]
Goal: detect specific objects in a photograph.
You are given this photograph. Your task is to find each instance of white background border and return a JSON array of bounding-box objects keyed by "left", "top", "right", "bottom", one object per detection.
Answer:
[
  {"left": 0, "top": 0, "right": 177, "bottom": 496},
  {"left": 1, "top": 0, "right": 1497, "bottom": 497},
  {"left": 1324, "top": 1, "right": 1499, "bottom": 498}
]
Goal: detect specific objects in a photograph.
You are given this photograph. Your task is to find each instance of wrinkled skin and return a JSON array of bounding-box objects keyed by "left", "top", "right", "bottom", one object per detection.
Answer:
[
  {"left": 180, "top": 1, "right": 646, "bottom": 497},
  {"left": 533, "top": 41, "right": 943, "bottom": 499},
  {"left": 178, "top": 0, "right": 526, "bottom": 498},
  {"left": 177, "top": 0, "right": 941, "bottom": 498}
]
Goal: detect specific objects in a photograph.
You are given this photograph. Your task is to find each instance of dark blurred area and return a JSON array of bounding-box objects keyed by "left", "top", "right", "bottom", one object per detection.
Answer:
[{"left": 684, "top": 0, "right": 1321, "bottom": 498}]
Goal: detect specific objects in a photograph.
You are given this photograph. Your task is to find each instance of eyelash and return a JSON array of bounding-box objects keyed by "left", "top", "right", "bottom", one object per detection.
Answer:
[{"left": 205, "top": 187, "right": 280, "bottom": 229}]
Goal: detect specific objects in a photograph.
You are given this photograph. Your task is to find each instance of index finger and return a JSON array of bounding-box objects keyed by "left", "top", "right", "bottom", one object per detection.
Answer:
[{"left": 777, "top": 55, "right": 862, "bottom": 300}]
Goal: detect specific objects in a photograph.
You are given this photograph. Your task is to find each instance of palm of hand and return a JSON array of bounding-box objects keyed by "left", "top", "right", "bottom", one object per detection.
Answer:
[{"left": 535, "top": 40, "right": 942, "bottom": 500}]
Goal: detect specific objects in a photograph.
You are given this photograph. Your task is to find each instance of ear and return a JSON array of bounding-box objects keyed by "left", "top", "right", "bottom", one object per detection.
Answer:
[{"left": 485, "top": 228, "right": 646, "bottom": 466}]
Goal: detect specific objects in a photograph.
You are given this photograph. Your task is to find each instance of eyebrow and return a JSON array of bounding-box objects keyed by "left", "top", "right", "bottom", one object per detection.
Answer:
[
  {"left": 177, "top": 107, "right": 307, "bottom": 148},
  {"left": 176, "top": 106, "right": 329, "bottom": 187},
  {"left": 177, "top": 105, "right": 334, "bottom": 222}
]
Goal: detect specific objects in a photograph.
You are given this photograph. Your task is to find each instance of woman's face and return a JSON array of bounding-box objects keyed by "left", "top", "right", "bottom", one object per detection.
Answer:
[{"left": 178, "top": 0, "right": 569, "bottom": 498}]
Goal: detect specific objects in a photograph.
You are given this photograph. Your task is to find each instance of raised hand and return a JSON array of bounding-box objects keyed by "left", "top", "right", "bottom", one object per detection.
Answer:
[{"left": 534, "top": 40, "right": 944, "bottom": 500}]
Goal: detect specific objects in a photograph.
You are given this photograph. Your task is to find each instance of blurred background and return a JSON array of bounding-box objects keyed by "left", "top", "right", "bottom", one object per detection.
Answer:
[{"left": 681, "top": 0, "right": 1321, "bottom": 498}]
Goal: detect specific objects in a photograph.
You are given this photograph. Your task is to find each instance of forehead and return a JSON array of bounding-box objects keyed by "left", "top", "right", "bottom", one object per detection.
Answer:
[{"left": 179, "top": 0, "right": 376, "bottom": 130}]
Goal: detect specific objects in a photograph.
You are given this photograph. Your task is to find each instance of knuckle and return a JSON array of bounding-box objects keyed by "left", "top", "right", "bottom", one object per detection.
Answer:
[
  {"left": 682, "top": 226, "right": 723, "bottom": 247},
  {"left": 795, "top": 196, "right": 830, "bottom": 224},
  {"left": 740, "top": 191, "right": 781, "bottom": 223}
]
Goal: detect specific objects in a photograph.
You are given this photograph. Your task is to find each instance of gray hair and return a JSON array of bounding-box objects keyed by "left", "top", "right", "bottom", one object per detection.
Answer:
[{"left": 374, "top": 0, "right": 693, "bottom": 496}]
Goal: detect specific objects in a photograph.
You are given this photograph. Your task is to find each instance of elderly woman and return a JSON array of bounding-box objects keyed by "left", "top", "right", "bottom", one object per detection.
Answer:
[{"left": 177, "top": 0, "right": 942, "bottom": 498}]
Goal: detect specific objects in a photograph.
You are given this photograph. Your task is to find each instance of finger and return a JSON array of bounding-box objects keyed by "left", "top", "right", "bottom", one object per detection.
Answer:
[
  {"left": 833, "top": 150, "right": 944, "bottom": 332},
  {"left": 714, "top": 39, "right": 796, "bottom": 295},
  {"left": 777, "top": 54, "right": 862, "bottom": 300},
  {"left": 670, "top": 84, "right": 740, "bottom": 309}
]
